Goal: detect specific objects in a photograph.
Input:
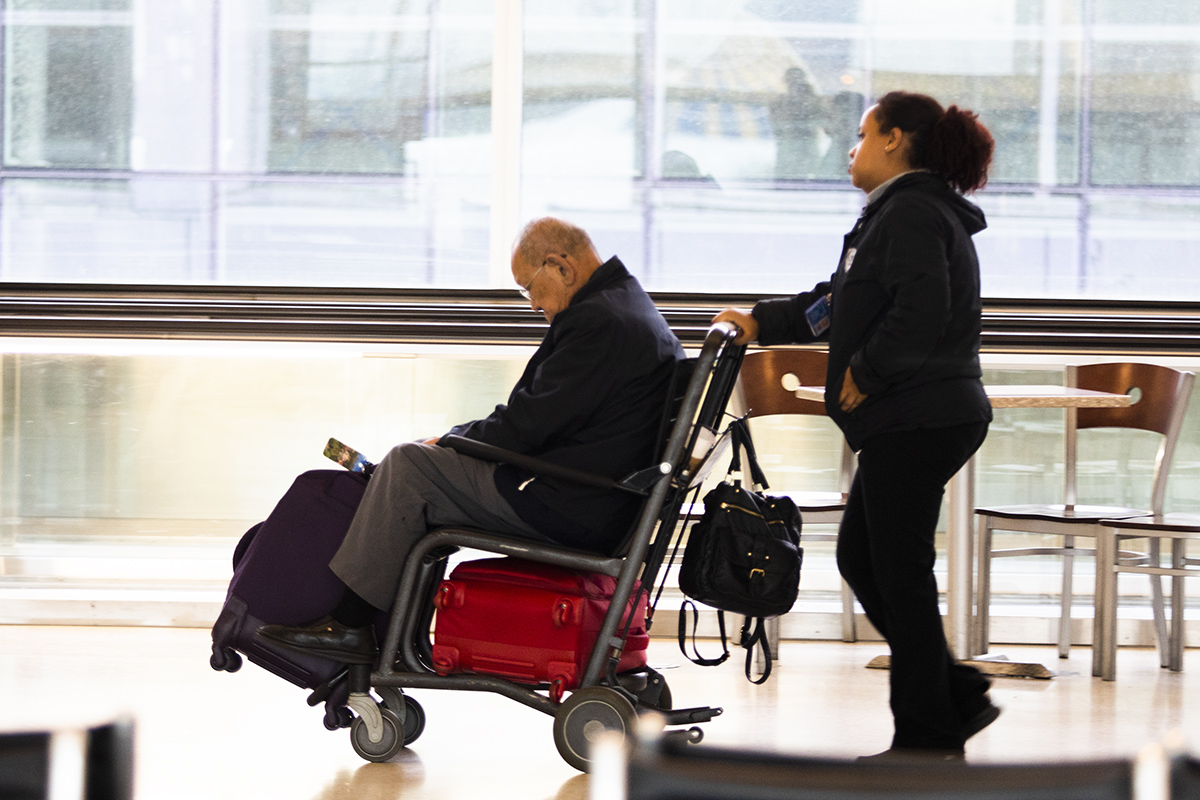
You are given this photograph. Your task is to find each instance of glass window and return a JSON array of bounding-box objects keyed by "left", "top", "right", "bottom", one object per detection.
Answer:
[
  {"left": 1, "top": 179, "right": 211, "bottom": 282},
  {"left": 974, "top": 193, "right": 1082, "bottom": 297},
  {"left": 0, "top": 0, "right": 1197, "bottom": 298},
  {"left": 1090, "top": 38, "right": 1200, "bottom": 186},
  {"left": 266, "top": 0, "right": 430, "bottom": 174},
  {"left": 4, "top": 1, "right": 134, "bottom": 169},
  {"left": 133, "top": 0, "right": 215, "bottom": 172},
  {"left": 521, "top": 1, "right": 639, "bottom": 189},
  {"left": 217, "top": 179, "right": 489, "bottom": 286},
  {"left": 0, "top": 345, "right": 527, "bottom": 524},
  {"left": 1085, "top": 196, "right": 1200, "bottom": 298},
  {"left": 646, "top": 187, "right": 861, "bottom": 292}
]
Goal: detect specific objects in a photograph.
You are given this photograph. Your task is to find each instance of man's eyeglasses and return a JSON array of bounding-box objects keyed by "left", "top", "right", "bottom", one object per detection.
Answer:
[{"left": 518, "top": 263, "right": 546, "bottom": 300}]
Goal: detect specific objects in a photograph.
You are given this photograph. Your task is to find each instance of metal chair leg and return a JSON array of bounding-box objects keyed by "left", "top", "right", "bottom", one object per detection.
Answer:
[
  {"left": 1147, "top": 538, "right": 1170, "bottom": 668},
  {"left": 973, "top": 517, "right": 992, "bottom": 657},
  {"left": 1092, "top": 529, "right": 1110, "bottom": 678},
  {"left": 839, "top": 579, "right": 857, "bottom": 643},
  {"left": 1059, "top": 535, "right": 1075, "bottom": 659},
  {"left": 1099, "top": 532, "right": 1118, "bottom": 681},
  {"left": 1170, "top": 539, "right": 1186, "bottom": 672}
]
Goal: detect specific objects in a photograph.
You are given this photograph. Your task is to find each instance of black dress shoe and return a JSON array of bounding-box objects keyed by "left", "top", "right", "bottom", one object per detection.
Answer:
[
  {"left": 258, "top": 615, "right": 377, "bottom": 664},
  {"left": 963, "top": 701, "right": 1001, "bottom": 741}
]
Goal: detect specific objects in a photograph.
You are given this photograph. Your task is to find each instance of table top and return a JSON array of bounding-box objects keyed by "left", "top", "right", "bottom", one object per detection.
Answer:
[{"left": 786, "top": 382, "right": 1132, "bottom": 409}]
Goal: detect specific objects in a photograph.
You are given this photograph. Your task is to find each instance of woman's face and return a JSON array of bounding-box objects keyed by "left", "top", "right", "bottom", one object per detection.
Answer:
[{"left": 847, "top": 105, "right": 900, "bottom": 195}]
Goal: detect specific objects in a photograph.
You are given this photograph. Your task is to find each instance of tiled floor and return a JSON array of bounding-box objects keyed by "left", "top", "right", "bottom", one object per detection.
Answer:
[{"left": 1, "top": 625, "right": 1197, "bottom": 800}]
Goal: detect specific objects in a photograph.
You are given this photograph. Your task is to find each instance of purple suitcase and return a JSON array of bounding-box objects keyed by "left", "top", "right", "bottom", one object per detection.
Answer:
[{"left": 210, "top": 469, "right": 368, "bottom": 690}]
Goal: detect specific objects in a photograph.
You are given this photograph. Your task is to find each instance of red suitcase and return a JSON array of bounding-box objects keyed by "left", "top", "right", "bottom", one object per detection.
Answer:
[{"left": 431, "top": 557, "right": 650, "bottom": 701}]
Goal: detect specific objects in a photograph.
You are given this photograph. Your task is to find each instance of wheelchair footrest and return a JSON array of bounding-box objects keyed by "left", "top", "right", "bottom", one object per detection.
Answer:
[{"left": 660, "top": 706, "right": 723, "bottom": 726}]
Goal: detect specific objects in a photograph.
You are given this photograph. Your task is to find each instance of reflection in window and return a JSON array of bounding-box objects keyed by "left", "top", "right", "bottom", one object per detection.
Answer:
[
  {"left": 1090, "top": 39, "right": 1200, "bottom": 186},
  {"left": 217, "top": 180, "right": 490, "bottom": 287},
  {"left": 268, "top": 0, "right": 430, "bottom": 173},
  {"left": 4, "top": 4, "right": 133, "bottom": 169},
  {"left": 1086, "top": 196, "right": 1200, "bottom": 298},
  {"left": 0, "top": 0, "right": 1197, "bottom": 297},
  {"left": 521, "top": 1, "right": 638, "bottom": 184},
  {"left": 1, "top": 180, "right": 211, "bottom": 282}
]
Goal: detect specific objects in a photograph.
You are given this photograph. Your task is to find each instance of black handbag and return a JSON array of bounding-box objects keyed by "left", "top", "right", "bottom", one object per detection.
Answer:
[{"left": 677, "top": 417, "right": 803, "bottom": 683}]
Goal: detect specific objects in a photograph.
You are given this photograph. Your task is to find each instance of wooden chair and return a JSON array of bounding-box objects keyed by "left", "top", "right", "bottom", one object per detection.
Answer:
[
  {"left": 1097, "top": 513, "right": 1200, "bottom": 680},
  {"left": 731, "top": 348, "right": 858, "bottom": 643},
  {"left": 973, "top": 363, "right": 1194, "bottom": 665}
]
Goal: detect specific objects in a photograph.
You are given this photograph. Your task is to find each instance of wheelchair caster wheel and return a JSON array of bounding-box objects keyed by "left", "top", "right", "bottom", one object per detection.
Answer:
[
  {"left": 553, "top": 687, "right": 636, "bottom": 772},
  {"left": 376, "top": 688, "right": 426, "bottom": 745},
  {"left": 350, "top": 707, "right": 404, "bottom": 763}
]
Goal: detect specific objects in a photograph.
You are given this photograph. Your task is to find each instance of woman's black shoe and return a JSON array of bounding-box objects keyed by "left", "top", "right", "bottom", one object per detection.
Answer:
[
  {"left": 857, "top": 747, "right": 965, "bottom": 763},
  {"left": 963, "top": 702, "right": 1001, "bottom": 741}
]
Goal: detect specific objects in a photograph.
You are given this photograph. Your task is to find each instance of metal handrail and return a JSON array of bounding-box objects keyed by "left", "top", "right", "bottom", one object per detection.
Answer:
[{"left": 5, "top": 284, "right": 1200, "bottom": 351}]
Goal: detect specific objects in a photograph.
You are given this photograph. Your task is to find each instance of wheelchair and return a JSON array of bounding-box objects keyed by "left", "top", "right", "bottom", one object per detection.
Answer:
[{"left": 334, "top": 321, "right": 744, "bottom": 770}]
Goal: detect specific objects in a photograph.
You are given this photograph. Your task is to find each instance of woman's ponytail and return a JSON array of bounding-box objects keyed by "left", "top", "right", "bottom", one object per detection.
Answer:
[{"left": 874, "top": 92, "right": 995, "bottom": 194}]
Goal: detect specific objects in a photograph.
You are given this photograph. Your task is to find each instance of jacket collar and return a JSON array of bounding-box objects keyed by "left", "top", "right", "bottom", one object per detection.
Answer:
[
  {"left": 567, "top": 256, "right": 628, "bottom": 309},
  {"left": 865, "top": 169, "right": 930, "bottom": 205}
]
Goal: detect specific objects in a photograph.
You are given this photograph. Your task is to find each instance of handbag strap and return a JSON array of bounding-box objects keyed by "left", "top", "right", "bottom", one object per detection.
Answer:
[
  {"left": 677, "top": 601, "right": 730, "bottom": 667},
  {"left": 739, "top": 616, "right": 773, "bottom": 685},
  {"left": 652, "top": 484, "right": 704, "bottom": 616},
  {"left": 729, "top": 418, "right": 770, "bottom": 491}
]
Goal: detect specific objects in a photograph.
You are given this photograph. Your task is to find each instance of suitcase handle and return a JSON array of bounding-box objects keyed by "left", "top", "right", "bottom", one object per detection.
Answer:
[
  {"left": 552, "top": 598, "right": 580, "bottom": 628},
  {"left": 434, "top": 582, "right": 465, "bottom": 610}
]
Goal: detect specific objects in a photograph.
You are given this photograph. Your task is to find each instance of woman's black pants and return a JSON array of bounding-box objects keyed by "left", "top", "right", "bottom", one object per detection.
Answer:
[{"left": 836, "top": 421, "right": 991, "bottom": 750}]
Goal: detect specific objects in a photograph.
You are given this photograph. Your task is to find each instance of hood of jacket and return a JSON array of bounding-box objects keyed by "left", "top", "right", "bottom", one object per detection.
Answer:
[{"left": 864, "top": 171, "right": 987, "bottom": 237}]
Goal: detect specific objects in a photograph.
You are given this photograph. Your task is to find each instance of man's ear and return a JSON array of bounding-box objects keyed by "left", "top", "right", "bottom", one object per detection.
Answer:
[{"left": 545, "top": 253, "right": 576, "bottom": 286}]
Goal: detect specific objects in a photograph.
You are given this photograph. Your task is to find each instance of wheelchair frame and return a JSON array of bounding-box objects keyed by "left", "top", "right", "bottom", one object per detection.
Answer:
[{"left": 332, "top": 322, "right": 746, "bottom": 770}]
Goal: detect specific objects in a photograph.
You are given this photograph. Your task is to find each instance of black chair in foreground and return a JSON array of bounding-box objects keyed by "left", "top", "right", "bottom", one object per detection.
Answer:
[
  {"left": 0, "top": 719, "right": 134, "bottom": 800},
  {"left": 615, "top": 718, "right": 1136, "bottom": 800},
  {"left": 1171, "top": 751, "right": 1200, "bottom": 800}
]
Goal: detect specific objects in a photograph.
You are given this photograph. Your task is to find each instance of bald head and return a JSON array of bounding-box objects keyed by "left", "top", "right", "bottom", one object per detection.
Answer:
[
  {"left": 511, "top": 217, "right": 605, "bottom": 322},
  {"left": 513, "top": 217, "right": 602, "bottom": 272}
]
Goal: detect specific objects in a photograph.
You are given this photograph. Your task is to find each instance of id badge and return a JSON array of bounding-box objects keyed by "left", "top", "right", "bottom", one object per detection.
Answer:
[{"left": 805, "top": 294, "right": 832, "bottom": 336}]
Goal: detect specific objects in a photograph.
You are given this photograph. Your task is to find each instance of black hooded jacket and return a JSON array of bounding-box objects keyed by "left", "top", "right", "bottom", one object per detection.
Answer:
[{"left": 752, "top": 171, "right": 992, "bottom": 450}]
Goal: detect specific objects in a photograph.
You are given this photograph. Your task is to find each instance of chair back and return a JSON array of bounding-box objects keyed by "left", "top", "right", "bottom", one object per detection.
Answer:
[
  {"left": 1077, "top": 363, "right": 1194, "bottom": 435},
  {"left": 734, "top": 349, "right": 828, "bottom": 418},
  {"left": 733, "top": 349, "right": 853, "bottom": 496},
  {"left": 1066, "top": 363, "right": 1195, "bottom": 513}
]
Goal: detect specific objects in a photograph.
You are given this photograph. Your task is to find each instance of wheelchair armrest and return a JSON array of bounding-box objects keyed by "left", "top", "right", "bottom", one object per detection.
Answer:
[{"left": 439, "top": 434, "right": 650, "bottom": 495}]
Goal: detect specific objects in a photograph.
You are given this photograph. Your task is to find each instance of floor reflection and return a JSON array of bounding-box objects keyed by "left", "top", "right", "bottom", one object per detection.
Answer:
[{"left": 314, "top": 756, "right": 425, "bottom": 800}]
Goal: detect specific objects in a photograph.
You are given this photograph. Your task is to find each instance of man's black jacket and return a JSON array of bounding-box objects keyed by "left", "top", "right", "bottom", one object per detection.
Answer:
[{"left": 448, "top": 257, "right": 685, "bottom": 553}]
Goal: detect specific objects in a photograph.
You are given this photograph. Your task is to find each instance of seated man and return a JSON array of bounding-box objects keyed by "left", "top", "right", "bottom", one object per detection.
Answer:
[{"left": 260, "top": 217, "right": 686, "bottom": 663}]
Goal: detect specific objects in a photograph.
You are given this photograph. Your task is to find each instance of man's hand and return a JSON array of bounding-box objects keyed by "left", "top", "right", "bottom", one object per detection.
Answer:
[
  {"left": 839, "top": 366, "right": 868, "bottom": 412},
  {"left": 421, "top": 436, "right": 442, "bottom": 445},
  {"left": 712, "top": 308, "right": 758, "bottom": 345}
]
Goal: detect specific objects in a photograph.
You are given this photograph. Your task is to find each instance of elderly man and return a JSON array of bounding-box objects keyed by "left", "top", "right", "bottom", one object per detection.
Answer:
[{"left": 261, "top": 217, "right": 685, "bottom": 663}]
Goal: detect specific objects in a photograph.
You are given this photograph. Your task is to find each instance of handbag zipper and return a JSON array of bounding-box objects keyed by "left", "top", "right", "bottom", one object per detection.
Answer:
[{"left": 718, "top": 502, "right": 785, "bottom": 525}]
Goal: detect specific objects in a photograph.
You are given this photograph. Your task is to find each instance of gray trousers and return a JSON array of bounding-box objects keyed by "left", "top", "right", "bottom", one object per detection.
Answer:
[{"left": 329, "top": 441, "right": 550, "bottom": 610}]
